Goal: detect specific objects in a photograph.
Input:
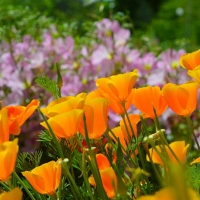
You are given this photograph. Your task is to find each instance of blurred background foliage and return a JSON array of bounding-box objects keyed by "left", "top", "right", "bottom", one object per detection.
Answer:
[{"left": 0, "top": 0, "right": 199, "bottom": 51}]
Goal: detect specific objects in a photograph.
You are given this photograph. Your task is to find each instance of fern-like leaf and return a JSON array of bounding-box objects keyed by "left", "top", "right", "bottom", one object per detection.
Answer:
[{"left": 35, "top": 75, "right": 60, "bottom": 99}]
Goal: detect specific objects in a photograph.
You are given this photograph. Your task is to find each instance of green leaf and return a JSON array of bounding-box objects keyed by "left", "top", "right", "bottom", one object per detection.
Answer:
[
  {"left": 35, "top": 75, "right": 60, "bottom": 99},
  {"left": 185, "top": 164, "right": 200, "bottom": 191},
  {"left": 116, "top": 137, "right": 123, "bottom": 162}
]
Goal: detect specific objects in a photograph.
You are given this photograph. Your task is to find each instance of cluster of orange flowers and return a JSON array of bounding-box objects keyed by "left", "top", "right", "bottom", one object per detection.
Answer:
[{"left": 0, "top": 49, "right": 200, "bottom": 199}]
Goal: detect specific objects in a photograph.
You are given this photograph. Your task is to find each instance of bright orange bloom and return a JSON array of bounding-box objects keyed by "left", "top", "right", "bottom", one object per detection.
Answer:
[
  {"left": 79, "top": 98, "right": 109, "bottom": 139},
  {"left": 41, "top": 95, "right": 85, "bottom": 118},
  {"left": 137, "top": 187, "right": 199, "bottom": 200},
  {"left": 180, "top": 49, "right": 200, "bottom": 70},
  {"left": 103, "top": 90, "right": 134, "bottom": 114},
  {"left": 110, "top": 126, "right": 128, "bottom": 149},
  {"left": 188, "top": 66, "right": 200, "bottom": 83},
  {"left": 95, "top": 70, "right": 138, "bottom": 114},
  {"left": 162, "top": 82, "right": 199, "bottom": 116},
  {"left": 0, "top": 108, "right": 9, "bottom": 144},
  {"left": 40, "top": 109, "right": 83, "bottom": 139},
  {"left": 88, "top": 154, "right": 117, "bottom": 198},
  {"left": 5, "top": 99, "right": 40, "bottom": 135},
  {"left": 22, "top": 159, "right": 62, "bottom": 195},
  {"left": 147, "top": 141, "right": 189, "bottom": 166},
  {"left": 86, "top": 88, "right": 104, "bottom": 101},
  {"left": 132, "top": 86, "right": 168, "bottom": 119},
  {"left": 0, "top": 139, "right": 19, "bottom": 181},
  {"left": 0, "top": 188, "right": 23, "bottom": 200}
]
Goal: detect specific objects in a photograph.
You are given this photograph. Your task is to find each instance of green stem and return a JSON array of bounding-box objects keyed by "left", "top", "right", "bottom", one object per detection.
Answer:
[
  {"left": 152, "top": 106, "right": 161, "bottom": 131},
  {"left": 13, "top": 171, "right": 36, "bottom": 200},
  {"left": 186, "top": 116, "right": 200, "bottom": 152},
  {"left": 38, "top": 108, "right": 64, "bottom": 159},
  {"left": 121, "top": 114, "right": 132, "bottom": 143},
  {"left": 138, "top": 147, "right": 151, "bottom": 193},
  {"left": 146, "top": 153, "right": 164, "bottom": 186},
  {"left": 83, "top": 114, "right": 108, "bottom": 199},
  {"left": 122, "top": 103, "right": 136, "bottom": 140},
  {"left": 159, "top": 130, "right": 182, "bottom": 165},
  {"left": 49, "top": 193, "right": 57, "bottom": 200},
  {"left": 63, "top": 163, "right": 84, "bottom": 200},
  {"left": 0, "top": 181, "right": 11, "bottom": 191},
  {"left": 74, "top": 136, "right": 95, "bottom": 200}
]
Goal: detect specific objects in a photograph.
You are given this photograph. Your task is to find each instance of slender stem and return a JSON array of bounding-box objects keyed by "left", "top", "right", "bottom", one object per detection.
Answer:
[
  {"left": 122, "top": 103, "right": 136, "bottom": 140},
  {"left": 49, "top": 193, "right": 57, "bottom": 200},
  {"left": 40, "top": 195, "right": 46, "bottom": 200},
  {"left": 152, "top": 106, "right": 161, "bottom": 131},
  {"left": 186, "top": 116, "right": 200, "bottom": 152},
  {"left": 83, "top": 114, "right": 108, "bottom": 199},
  {"left": 138, "top": 147, "right": 151, "bottom": 193},
  {"left": 74, "top": 136, "right": 95, "bottom": 200},
  {"left": 0, "top": 181, "right": 11, "bottom": 191},
  {"left": 146, "top": 153, "right": 164, "bottom": 186},
  {"left": 38, "top": 108, "right": 64, "bottom": 159},
  {"left": 121, "top": 114, "right": 132, "bottom": 143},
  {"left": 13, "top": 171, "right": 36, "bottom": 200},
  {"left": 83, "top": 114, "right": 91, "bottom": 149},
  {"left": 63, "top": 163, "right": 84, "bottom": 200},
  {"left": 159, "top": 130, "right": 182, "bottom": 165}
]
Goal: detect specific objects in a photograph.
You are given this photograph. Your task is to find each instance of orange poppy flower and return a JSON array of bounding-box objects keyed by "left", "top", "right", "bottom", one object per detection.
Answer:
[
  {"left": 86, "top": 88, "right": 104, "bottom": 101},
  {"left": 22, "top": 159, "right": 62, "bottom": 195},
  {"left": 0, "top": 108, "right": 9, "bottom": 144},
  {"left": 79, "top": 98, "right": 109, "bottom": 139},
  {"left": 0, "top": 188, "right": 23, "bottom": 200},
  {"left": 180, "top": 49, "right": 200, "bottom": 70},
  {"left": 41, "top": 95, "right": 85, "bottom": 118},
  {"left": 5, "top": 99, "right": 40, "bottom": 135},
  {"left": 88, "top": 154, "right": 117, "bottom": 198},
  {"left": 132, "top": 86, "right": 168, "bottom": 119},
  {"left": 40, "top": 109, "right": 83, "bottom": 139},
  {"left": 95, "top": 70, "right": 138, "bottom": 114},
  {"left": 188, "top": 66, "right": 200, "bottom": 83},
  {"left": 103, "top": 90, "right": 134, "bottom": 115},
  {"left": 0, "top": 139, "right": 19, "bottom": 181},
  {"left": 147, "top": 141, "right": 189, "bottom": 166},
  {"left": 162, "top": 82, "right": 199, "bottom": 116}
]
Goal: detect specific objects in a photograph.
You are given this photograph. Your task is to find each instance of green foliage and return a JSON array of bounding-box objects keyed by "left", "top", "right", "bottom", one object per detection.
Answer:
[
  {"left": 185, "top": 164, "right": 200, "bottom": 191},
  {"left": 148, "top": 0, "right": 200, "bottom": 51},
  {"left": 35, "top": 75, "right": 60, "bottom": 99},
  {"left": 0, "top": 5, "right": 52, "bottom": 42},
  {"left": 16, "top": 151, "right": 43, "bottom": 172},
  {"left": 128, "top": 134, "right": 144, "bottom": 151}
]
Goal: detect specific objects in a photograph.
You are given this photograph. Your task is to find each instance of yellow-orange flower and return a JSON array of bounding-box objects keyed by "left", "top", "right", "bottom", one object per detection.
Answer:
[
  {"left": 5, "top": 99, "right": 40, "bottom": 135},
  {"left": 137, "top": 187, "right": 199, "bottom": 200},
  {"left": 95, "top": 70, "right": 138, "bottom": 114},
  {"left": 41, "top": 95, "right": 85, "bottom": 118},
  {"left": 22, "top": 159, "right": 62, "bottom": 195},
  {"left": 86, "top": 88, "right": 104, "bottom": 101},
  {"left": 0, "top": 108, "right": 9, "bottom": 144},
  {"left": 162, "top": 82, "right": 199, "bottom": 116},
  {"left": 0, "top": 139, "right": 19, "bottom": 181},
  {"left": 132, "top": 86, "right": 168, "bottom": 119},
  {"left": 40, "top": 109, "right": 83, "bottom": 139},
  {"left": 0, "top": 188, "right": 23, "bottom": 200},
  {"left": 188, "top": 66, "right": 200, "bottom": 83},
  {"left": 79, "top": 98, "right": 109, "bottom": 139},
  {"left": 147, "top": 141, "right": 189, "bottom": 166},
  {"left": 88, "top": 154, "right": 117, "bottom": 198},
  {"left": 180, "top": 49, "right": 200, "bottom": 70}
]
